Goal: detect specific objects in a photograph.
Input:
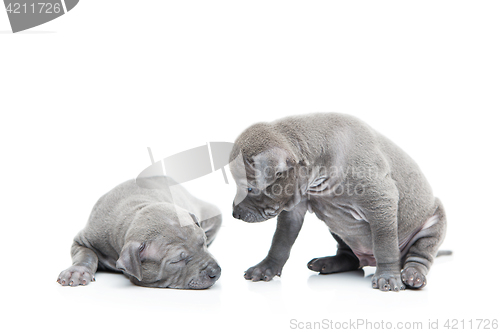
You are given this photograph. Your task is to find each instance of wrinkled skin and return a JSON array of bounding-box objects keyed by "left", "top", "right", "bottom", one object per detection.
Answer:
[
  {"left": 230, "top": 113, "right": 447, "bottom": 292},
  {"left": 115, "top": 222, "right": 221, "bottom": 289},
  {"left": 231, "top": 147, "right": 304, "bottom": 222},
  {"left": 58, "top": 177, "right": 222, "bottom": 289}
]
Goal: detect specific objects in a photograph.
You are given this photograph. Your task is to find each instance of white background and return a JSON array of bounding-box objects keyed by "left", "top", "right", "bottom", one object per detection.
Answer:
[{"left": 1, "top": 1, "right": 499, "bottom": 332}]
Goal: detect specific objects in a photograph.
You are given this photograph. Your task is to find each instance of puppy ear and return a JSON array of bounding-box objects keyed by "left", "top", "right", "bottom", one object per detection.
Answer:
[
  {"left": 116, "top": 241, "right": 145, "bottom": 281},
  {"left": 252, "top": 148, "right": 295, "bottom": 188},
  {"left": 283, "top": 161, "right": 309, "bottom": 211},
  {"left": 189, "top": 212, "right": 201, "bottom": 227},
  {"left": 172, "top": 206, "right": 201, "bottom": 227},
  {"left": 283, "top": 176, "right": 308, "bottom": 211}
]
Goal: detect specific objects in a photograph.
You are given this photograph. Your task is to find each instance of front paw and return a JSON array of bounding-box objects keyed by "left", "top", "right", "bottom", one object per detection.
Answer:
[
  {"left": 371, "top": 272, "right": 405, "bottom": 292},
  {"left": 244, "top": 258, "right": 283, "bottom": 282},
  {"left": 57, "top": 265, "right": 95, "bottom": 287}
]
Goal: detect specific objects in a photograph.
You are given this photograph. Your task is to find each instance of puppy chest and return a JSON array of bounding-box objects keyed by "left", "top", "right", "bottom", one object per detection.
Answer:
[{"left": 308, "top": 199, "right": 373, "bottom": 247}]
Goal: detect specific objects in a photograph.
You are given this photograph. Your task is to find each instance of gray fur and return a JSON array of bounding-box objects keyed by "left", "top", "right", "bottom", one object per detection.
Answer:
[
  {"left": 57, "top": 176, "right": 222, "bottom": 289},
  {"left": 230, "top": 113, "right": 447, "bottom": 291}
]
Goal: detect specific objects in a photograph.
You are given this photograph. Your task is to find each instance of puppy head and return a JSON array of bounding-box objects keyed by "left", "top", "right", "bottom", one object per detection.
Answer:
[
  {"left": 116, "top": 211, "right": 221, "bottom": 289},
  {"left": 230, "top": 145, "right": 307, "bottom": 222}
]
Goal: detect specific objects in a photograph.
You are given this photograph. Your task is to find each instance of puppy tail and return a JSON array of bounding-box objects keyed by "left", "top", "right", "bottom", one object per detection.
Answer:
[{"left": 436, "top": 250, "right": 453, "bottom": 257}]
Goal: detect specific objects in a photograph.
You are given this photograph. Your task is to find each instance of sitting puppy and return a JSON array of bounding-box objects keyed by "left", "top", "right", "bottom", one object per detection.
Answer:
[
  {"left": 230, "top": 113, "right": 447, "bottom": 292},
  {"left": 58, "top": 176, "right": 221, "bottom": 289}
]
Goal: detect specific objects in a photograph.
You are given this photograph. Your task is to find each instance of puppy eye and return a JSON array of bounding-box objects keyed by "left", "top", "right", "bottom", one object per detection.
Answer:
[
  {"left": 247, "top": 187, "right": 253, "bottom": 192},
  {"left": 170, "top": 252, "right": 187, "bottom": 264},
  {"left": 170, "top": 259, "right": 183, "bottom": 264}
]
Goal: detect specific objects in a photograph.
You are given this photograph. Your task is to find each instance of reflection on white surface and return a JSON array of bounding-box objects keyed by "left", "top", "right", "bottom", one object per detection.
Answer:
[{"left": 47, "top": 218, "right": 471, "bottom": 333}]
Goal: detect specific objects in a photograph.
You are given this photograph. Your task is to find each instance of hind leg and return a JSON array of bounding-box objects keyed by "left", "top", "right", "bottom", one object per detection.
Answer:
[
  {"left": 402, "top": 198, "right": 447, "bottom": 289},
  {"left": 308, "top": 232, "right": 360, "bottom": 274}
]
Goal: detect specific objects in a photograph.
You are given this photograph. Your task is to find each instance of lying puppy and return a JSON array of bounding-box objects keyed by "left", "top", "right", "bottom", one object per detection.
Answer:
[
  {"left": 58, "top": 176, "right": 221, "bottom": 289},
  {"left": 230, "top": 113, "right": 447, "bottom": 292}
]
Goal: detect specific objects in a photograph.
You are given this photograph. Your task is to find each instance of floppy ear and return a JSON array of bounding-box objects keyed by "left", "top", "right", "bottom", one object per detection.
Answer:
[
  {"left": 116, "top": 241, "right": 145, "bottom": 281},
  {"left": 283, "top": 163, "right": 309, "bottom": 211},
  {"left": 189, "top": 212, "right": 201, "bottom": 227},
  {"left": 171, "top": 206, "right": 201, "bottom": 227},
  {"left": 252, "top": 148, "right": 295, "bottom": 189}
]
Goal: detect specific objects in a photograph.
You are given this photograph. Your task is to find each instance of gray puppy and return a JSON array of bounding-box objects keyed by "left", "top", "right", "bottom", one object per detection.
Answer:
[
  {"left": 230, "top": 113, "right": 447, "bottom": 292},
  {"left": 58, "top": 176, "right": 222, "bottom": 289}
]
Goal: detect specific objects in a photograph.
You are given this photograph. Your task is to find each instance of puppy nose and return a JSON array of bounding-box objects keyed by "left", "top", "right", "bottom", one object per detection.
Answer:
[
  {"left": 208, "top": 265, "right": 221, "bottom": 280},
  {"left": 232, "top": 205, "right": 242, "bottom": 219}
]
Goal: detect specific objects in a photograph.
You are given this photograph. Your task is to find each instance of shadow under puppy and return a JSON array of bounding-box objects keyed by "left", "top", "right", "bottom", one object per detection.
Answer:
[{"left": 58, "top": 176, "right": 222, "bottom": 289}]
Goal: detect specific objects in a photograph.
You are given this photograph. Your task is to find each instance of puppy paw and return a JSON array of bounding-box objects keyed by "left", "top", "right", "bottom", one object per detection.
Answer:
[
  {"left": 244, "top": 258, "right": 283, "bottom": 282},
  {"left": 57, "top": 265, "right": 95, "bottom": 287},
  {"left": 307, "top": 254, "right": 359, "bottom": 274},
  {"left": 402, "top": 266, "right": 427, "bottom": 289},
  {"left": 371, "top": 272, "right": 405, "bottom": 292}
]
